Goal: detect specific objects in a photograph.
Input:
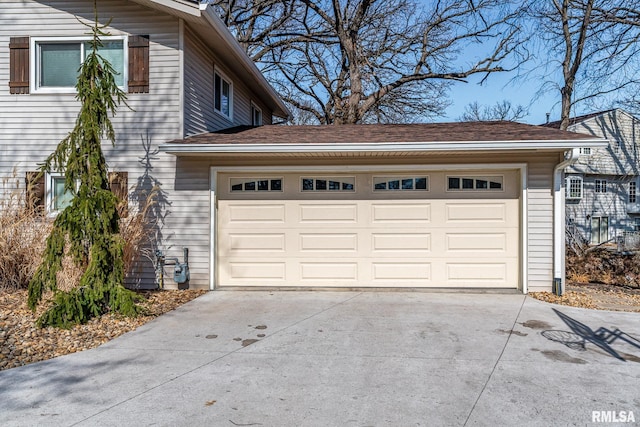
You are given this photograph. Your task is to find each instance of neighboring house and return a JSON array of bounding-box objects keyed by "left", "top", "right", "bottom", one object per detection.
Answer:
[
  {"left": 1, "top": 2, "right": 608, "bottom": 294},
  {"left": 545, "top": 109, "right": 640, "bottom": 246}
]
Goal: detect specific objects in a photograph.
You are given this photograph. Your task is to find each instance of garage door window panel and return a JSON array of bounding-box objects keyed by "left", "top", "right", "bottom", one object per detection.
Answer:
[
  {"left": 374, "top": 176, "right": 429, "bottom": 191},
  {"left": 447, "top": 176, "right": 504, "bottom": 191},
  {"left": 230, "top": 178, "right": 283, "bottom": 192},
  {"left": 301, "top": 177, "right": 355, "bottom": 192}
]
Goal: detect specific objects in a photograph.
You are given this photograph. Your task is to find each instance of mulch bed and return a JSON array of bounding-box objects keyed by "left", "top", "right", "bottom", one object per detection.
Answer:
[{"left": 0, "top": 289, "right": 206, "bottom": 371}]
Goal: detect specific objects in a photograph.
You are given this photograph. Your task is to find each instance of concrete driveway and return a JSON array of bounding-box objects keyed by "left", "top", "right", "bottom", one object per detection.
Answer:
[{"left": 1, "top": 291, "right": 639, "bottom": 426}]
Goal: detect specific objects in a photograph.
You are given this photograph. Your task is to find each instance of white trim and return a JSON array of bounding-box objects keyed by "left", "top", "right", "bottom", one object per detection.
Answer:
[
  {"left": 30, "top": 35, "right": 128, "bottom": 94},
  {"left": 251, "top": 102, "right": 263, "bottom": 126},
  {"left": 162, "top": 139, "right": 607, "bottom": 155},
  {"left": 178, "top": 18, "right": 185, "bottom": 138},
  {"left": 210, "top": 163, "right": 529, "bottom": 292},
  {"left": 209, "top": 168, "right": 218, "bottom": 290}
]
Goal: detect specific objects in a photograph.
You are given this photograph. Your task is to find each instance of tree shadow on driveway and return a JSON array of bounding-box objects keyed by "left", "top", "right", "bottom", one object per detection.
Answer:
[{"left": 541, "top": 308, "right": 640, "bottom": 361}]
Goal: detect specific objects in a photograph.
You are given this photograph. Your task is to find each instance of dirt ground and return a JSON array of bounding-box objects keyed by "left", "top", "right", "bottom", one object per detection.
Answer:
[{"left": 530, "top": 282, "right": 640, "bottom": 312}]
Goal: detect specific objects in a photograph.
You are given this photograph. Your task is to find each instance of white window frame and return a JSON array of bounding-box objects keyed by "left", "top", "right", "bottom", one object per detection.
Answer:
[
  {"left": 45, "top": 172, "right": 76, "bottom": 214},
  {"left": 579, "top": 147, "right": 591, "bottom": 155},
  {"left": 595, "top": 179, "right": 607, "bottom": 193},
  {"left": 214, "top": 68, "right": 233, "bottom": 120},
  {"left": 629, "top": 181, "right": 637, "bottom": 203},
  {"left": 30, "top": 36, "right": 128, "bottom": 94},
  {"left": 251, "top": 102, "right": 262, "bottom": 126},
  {"left": 565, "top": 176, "right": 583, "bottom": 200}
]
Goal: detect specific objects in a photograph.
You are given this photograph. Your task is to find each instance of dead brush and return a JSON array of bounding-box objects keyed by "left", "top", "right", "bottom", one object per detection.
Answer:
[
  {"left": 0, "top": 177, "right": 159, "bottom": 293},
  {"left": 0, "top": 185, "right": 51, "bottom": 291}
]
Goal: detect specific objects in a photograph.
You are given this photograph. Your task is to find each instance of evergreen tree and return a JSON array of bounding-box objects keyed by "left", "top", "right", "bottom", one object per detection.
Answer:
[{"left": 28, "top": 4, "right": 141, "bottom": 328}]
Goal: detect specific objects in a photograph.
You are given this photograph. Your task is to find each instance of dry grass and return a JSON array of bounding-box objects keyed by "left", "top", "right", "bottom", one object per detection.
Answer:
[
  {"left": 0, "top": 179, "right": 158, "bottom": 293},
  {"left": 0, "top": 185, "right": 51, "bottom": 291}
]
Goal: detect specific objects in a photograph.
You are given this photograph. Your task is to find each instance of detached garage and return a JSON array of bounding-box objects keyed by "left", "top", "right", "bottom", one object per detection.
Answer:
[{"left": 161, "top": 122, "right": 606, "bottom": 293}]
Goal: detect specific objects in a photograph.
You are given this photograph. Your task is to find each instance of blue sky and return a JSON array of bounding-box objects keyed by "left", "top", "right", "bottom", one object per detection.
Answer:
[{"left": 444, "top": 72, "right": 556, "bottom": 125}]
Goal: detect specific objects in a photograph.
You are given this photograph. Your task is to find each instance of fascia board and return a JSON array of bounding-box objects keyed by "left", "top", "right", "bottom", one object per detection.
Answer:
[{"left": 160, "top": 139, "right": 608, "bottom": 154}]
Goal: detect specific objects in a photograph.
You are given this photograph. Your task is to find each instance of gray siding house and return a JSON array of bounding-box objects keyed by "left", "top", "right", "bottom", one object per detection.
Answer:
[
  {"left": 2, "top": 1, "right": 609, "bottom": 294},
  {"left": 547, "top": 110, "right": 640, "bottom": 245},
  {"left": 0, "top": 0, "right": 289, "bottom": 288}
]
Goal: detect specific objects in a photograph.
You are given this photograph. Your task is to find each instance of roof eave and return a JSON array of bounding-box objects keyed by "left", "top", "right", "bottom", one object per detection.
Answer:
[{"left": 160, "top": 139, "right": 608, "bottom": 155}]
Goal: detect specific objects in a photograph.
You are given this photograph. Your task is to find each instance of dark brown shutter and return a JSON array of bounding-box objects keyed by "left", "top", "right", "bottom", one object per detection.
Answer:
[
  {"left": 128, "top": 35, "right": 149, "bottom": 93},
  {"left": 9, "top": 37, "right": 29, "bottom": 94},
  {"left": 109, "top": 171, "right": 129, "bottom": 218},
  {"left": 25, "top": 171, "right": 44, "bottom": 210}
]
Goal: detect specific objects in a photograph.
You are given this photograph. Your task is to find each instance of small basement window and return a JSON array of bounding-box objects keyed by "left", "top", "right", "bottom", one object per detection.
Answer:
[{"left": 46, "top": 173, "right": 74, "bottom": 213}]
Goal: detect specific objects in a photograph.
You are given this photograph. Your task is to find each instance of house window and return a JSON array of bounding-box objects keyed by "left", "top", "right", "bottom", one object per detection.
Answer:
[
  {"left": 591, "top": 216, "right": 609, "bottom": 244},
  {"left": 579, "top": 147, "right": 591, "bottom": 155},
  {"left": 630, "top": 181, "right": 637, "bottom": 203},
  {"left": 373, "top": 176, "right": 428, "bottom": 191},
  {"left": 230, "top": 178, "right": 282, "bottom": 192},
  {"left": 613, "top": 140, "right": 621, "bottom": 154},
  {"left": 214, "top": 70, "right": 232, "bottom": 119},
  {"left": 251, "top": 103, "right": 262, "bottom": 126},
  {"left": 565, "top": 176, "right": 583, "bottom": 199},
  {"left": 46, "top": 173, "right": 74, "bottom": 213},
  {"left": 595, "top": 179, "right": 607, "bottom": 193},
  {"left": 447, "top": 176, "right": 503, "bottom": 191},
  {"left": 634, "top": 218, "right": 640, "bottom": 232},
  {"left": 32, "top": 37, "right": 126, "bottom": 92},
  {"left": 301, "top": 177, "right": 355, "bottom": 191}
]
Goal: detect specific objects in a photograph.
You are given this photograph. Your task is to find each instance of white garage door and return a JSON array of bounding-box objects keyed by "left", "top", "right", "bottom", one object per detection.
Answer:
[{"left": 216, "top": 170, "right": 519, "bottom": 288}]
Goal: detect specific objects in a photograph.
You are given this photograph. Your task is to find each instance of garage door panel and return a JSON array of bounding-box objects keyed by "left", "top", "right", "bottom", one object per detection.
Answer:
[
  {"left": 371, "top": 203, "right": 431, "bottom": 223},
  {"left": 372, "top": 233, "right": 431, "bottom": 252},
  {"left": 299, "top": 204, "right": 358, "bottom": 223},
  {"left": 445, "top": 232, "right": 508, "bottom": 252},
  {"left": 300, "top": 262, "right": 358, "bottom": 281},
  {"left": 444, "top": 262, "right": 514, "bottom": 287},
  {"left": 372, "top": 262, "right": 431, "bottom": 282},
  {"left": 224, "top": 203, "right": 286, "bottom": 224},
  {"left": 227, "top": 233, "right": 286, "bottom": 253},
  {"left": 226, "top": 262, "right": 286, "bottom": 281},
  {"left": 300, "top": 233, "right": 358, "bottom": 252}
]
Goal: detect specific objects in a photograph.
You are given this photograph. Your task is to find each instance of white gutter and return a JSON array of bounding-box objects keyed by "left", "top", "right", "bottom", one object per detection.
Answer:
[
  {"left": 161, "top": 139, "right": 607, "bottom": 154},
  {"left": 553, "top": 148, "right": 580, "bottom": 296}
]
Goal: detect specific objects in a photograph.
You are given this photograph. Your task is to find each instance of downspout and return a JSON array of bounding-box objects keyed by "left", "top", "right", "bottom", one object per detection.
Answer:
[{"left": 553, "top": 148, "right": 579, "bottom": 295}]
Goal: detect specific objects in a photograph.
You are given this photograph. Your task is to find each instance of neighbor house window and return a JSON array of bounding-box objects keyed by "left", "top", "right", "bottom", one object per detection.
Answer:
[
  {"left": 214, "top": 70, "right": 232, "bottom": 119},
  {"left": 565, "top": 176, "right": 583, "bottom": 199},
  {"left": 447, "top": 176, "right": 503, "bottom": 191},
  {"left": 579, "top": 147, "right": 591, "bottom": 155},
  {"left": 46, "top": 173, "right": 74, "bottom": 213},
  {"left": 634, "top": 218, "right": 640, "bottom": 232},
  {"left": 251, "top": 103, "right": 262, "bottom": 126},
  {"left": 595, "top": 179, "right": 607, "bottom": 193},
  {"left": 373, "top": 176, "right": 428, "bottom": 191},
  {"left": 230, "top": 178, "right": 282, "bottom": 192},
  {"left": 301, "top": 177, "right": 355, "bottom": 191},
  {"left": 32, "top": 37, "right": 126, "bottom": 92},
  {"left": 630, "top": 181, "right": 637, "bottom": 203}
]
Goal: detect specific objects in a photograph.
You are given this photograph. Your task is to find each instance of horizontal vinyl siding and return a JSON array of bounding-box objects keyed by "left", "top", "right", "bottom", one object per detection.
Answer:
[
  {"left": 183, "top": 25, "right": 274, "bottom": 136},
  {"left": 526, "top": 155, "right": 557, "bottom": 290},
  {"left": 0, "top": 0, "right": 210, "bottom": 289}
]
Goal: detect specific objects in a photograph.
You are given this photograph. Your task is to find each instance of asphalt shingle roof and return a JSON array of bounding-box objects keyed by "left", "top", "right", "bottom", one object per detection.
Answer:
[{"left": 172, "top": 121, "right": 598, "bottom": 145}]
